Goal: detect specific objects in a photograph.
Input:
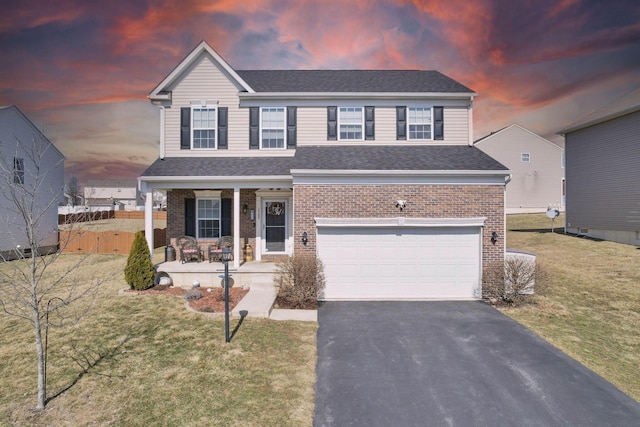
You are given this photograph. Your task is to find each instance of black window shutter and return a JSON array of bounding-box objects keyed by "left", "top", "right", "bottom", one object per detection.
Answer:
[
  {"left": 181, "top": 107, "right": 191, "bottom": 149},
  {"left": 396, "top": 107, "right": 406, "bottom": 140},
  {"left": 287, "top": 106, "right": 297, "bottom": 149},
  {"left": 434, "top": 106, "right": 444, "bottom": 140},
  {"left": 327, "top": 106, "right": 337, "bottom": 140},
  {"left": 218, "top": 107, "right": 228, "bottom": 149},
  {"left": 221, "top": 198, "right": 232, "bottom": 236},
  {"left": 365, "top": 106, "right": 375, "bottom": 140},
  {"left": 185, "top": 198, "right": 195, "bottom": 237},
  {"left": 249, "top": 107, "right": 259, "bottom": 149}
]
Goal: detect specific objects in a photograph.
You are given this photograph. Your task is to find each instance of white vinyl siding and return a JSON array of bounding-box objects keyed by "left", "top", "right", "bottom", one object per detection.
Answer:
[
  {"left": 261, "top": 107, "right": 286, "bottom": 149},
  {"left": 165, "top": 54, "right": 251, "bottom": 157}
]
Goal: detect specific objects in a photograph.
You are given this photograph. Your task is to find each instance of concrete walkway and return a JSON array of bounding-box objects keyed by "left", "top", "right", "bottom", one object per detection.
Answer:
[{"left": 231, "top": 281, "right": 317, "bottom": 321}]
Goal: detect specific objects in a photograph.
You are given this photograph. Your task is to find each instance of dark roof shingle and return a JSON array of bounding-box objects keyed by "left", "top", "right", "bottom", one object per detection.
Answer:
[
  {"left": 237, "top": 70, "right": 474, "bottom": 93},
  {"left": 140, "top": 157, "right": 294, "bottom": 177},
  {"left": 292, "top": 146, "right": 508, "bottom": 171}
]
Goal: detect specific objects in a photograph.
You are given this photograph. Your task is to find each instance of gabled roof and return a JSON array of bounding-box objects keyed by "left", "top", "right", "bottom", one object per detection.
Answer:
[
  {"left": 474, "top": 124, "right": 563, "bottom": 150},
  {"left": 236, "top": 70, "right": 473, "bottom": 93},
  {"left": 149, "top": 41, "right": 255, "bottom": 101},
  {"left": 559, "top": 86, "right": 640, "bottom": 134},
  {"left": 149, "top": 41, "right": 476, "bottom": 101},
  {"left": 0, "top": 105, "right": 66, "bottom": 160},
  {"left": 85, "top": 179, "right": 138, "bottom": 188}
]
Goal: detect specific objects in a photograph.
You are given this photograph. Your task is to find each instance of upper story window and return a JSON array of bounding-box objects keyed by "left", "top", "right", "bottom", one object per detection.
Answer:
[
  {"left": 339, "top": 107, "right": 363, "bottom": 140},
  {"left": 192, "top": 106, "right": 217, "bottom": 149},
  {"left": 197, "top": 198, "right": 220, "bottom": 239},
  {"left": 261, "top": 107, "right": 286, "bottom": 149},
  {"left": 13, "top": 157, "right": 24, "bottom": 184},
  {"left": 521, "top": 153, "right": 530, "bottom": 162},
  {"left": 408, "top": 107, "right": 432, "bottom": 140}
]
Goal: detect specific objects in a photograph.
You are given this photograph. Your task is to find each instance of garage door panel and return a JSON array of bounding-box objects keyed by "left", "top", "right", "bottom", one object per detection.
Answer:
[{"left": 317, "top": 226, "right": 481, "bottom": 300}]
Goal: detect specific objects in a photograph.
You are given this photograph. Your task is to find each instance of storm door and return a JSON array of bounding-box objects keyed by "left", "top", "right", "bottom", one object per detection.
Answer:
[{"left": 264, "top": 201, "right": 286, "bottom": 252}]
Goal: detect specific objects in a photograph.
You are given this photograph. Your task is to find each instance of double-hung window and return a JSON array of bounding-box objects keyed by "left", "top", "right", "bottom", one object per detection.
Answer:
[
  {"left": 196, "top": 198, "right": 220, "bottom": 239},
  {"left": 521, "top": 153, "right": 530, "bottom": 162},
  {"left": 339, "top": 107, "right": 363, "bottom": 140},
  {"left": 13, "top": 157, "right": 24, "bottom": 184},
  {"left": 261, "top": 107, "right": 285, "bottom": 149},
  {"left": 408, "top": 107, "right": 432, "bottom": 140},
  {"left": 192, "top": 106, "right": 217, "bottom": 149}
]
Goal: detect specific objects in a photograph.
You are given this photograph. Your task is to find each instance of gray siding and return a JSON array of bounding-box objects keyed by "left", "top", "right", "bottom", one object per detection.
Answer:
[
  {"left": 565, "top": 110, "right": 640, "bottom": 232},
  {"left": 0, "top": 107, "right": 65, "bottom": 252}
]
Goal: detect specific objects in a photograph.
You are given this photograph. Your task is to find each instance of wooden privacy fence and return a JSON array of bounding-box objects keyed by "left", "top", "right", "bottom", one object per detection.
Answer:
[
  {"left": 59, "top": 210, "right": 167, "bottom": 224},
  {"left": 60, "top": 228, "right": 166, "bottom": 254}
]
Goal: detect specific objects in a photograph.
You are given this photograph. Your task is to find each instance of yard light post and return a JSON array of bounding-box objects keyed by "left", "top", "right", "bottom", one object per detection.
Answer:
[{"left": 221, "top": 246, "right": 232, "bottom": 343}]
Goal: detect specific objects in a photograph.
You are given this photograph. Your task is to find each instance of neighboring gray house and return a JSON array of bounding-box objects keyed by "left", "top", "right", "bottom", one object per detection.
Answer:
[
  {"left": 559, "top": 87, "right": 640, "bottom": 246},
  {"left": 84, "top": 179, "right": 142, "bottom": 210},
  {"left": 475, "top": 124, "right": 565, "bottom": 213},
  {"left": 0, "top": 106, "right": 65, "bottom": 257},
  {"left": 139, "top": 41, "right": 510, "bottom": 301}
]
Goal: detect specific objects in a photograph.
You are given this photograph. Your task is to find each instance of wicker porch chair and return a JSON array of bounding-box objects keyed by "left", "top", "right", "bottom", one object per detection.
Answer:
[
  {"left": 208, "top": 236, "right": 234, "bottom": 263},
  {"left": 176, "top": 235, "right": 203, "bottom": 263}
]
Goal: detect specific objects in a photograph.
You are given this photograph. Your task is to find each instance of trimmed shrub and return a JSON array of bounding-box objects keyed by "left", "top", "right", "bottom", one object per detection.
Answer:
[
  {"left": 484, "top": 258, "right": 549, "bottom": 306},
  {"left": 124, "top": 231, "right": 155, "bottom": 290},
  {"left": 274, "top": 254, "right": 326, "bottom": 309}
]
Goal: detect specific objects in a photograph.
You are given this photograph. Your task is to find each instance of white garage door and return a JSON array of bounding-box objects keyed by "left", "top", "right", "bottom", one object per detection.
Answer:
[{"left": 317, "top": 226, "right": 481, "bottom": 300}]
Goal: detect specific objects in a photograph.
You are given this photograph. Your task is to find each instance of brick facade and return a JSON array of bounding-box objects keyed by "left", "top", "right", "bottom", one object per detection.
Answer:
[{"left": 293, "top": 184, "right": 504, "bottom": 298}]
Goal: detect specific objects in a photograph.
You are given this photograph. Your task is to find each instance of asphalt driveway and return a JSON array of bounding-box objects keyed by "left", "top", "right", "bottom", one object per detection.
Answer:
[{"left": 314, "top": 301, "right": 640, "bottom": 427}]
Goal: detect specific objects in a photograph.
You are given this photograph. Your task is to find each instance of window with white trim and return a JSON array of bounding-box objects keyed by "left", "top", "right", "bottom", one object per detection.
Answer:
[
  {"left": 521, "top": 153, "right": 530, "bottom": 162},
  {"left": 196, "top": 198, "right": 220, "bottom": 239},
  {"left": 339, "top": 107, "right": 363, "bottom": 140},
  {"left": 408, "top": 107, "right": 432, "bottom": 140},
  {"left": 261, "top": 107, "right": 286, "bottom": 149},
  {"left": 192, "top": 106, "right": 217, "bottom": 149}
]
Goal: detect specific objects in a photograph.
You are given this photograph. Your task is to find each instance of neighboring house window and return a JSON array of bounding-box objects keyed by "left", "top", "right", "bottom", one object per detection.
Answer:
[
  {"left": 13, "top": 157, "right": 24, "bottom": 184},
  {"left": 408, "top": 107, "right": 432, "bottom": 140},
  {"left": 261, "top": 107, "right": 286, "bottom": 149},
  {"left": 339, "top": 107, "right": 363, "bottom": 140},
  {"left": 196, "top": 198, "right": 220, "bottom": 239},
  {"left": 192, "top": 106, "right": 217, "bottom": 149},
  {"left": 521, "top": 153, "right": 530, "bottom": 162}
]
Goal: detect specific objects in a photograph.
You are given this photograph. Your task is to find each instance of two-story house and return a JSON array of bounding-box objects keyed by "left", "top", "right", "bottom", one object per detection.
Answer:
[{"left": 139, "top": 41, "right": 510, "bottom": 300}]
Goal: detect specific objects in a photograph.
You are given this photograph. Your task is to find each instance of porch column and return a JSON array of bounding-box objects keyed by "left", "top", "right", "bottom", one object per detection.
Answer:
[
  {"left": 233, "top": 186, "right": 240, "bottom": 269},
  {"left": 144, "top": 186, "right": 154, "bottom": 257}
]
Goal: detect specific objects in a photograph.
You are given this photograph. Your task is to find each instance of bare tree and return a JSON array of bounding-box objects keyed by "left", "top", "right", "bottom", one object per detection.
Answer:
[{"left": 0, "top": 135, "right": 104, "bottom": 410}]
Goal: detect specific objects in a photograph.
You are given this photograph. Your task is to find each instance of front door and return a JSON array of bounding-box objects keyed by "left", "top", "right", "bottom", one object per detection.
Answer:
[{"left": 264, "top": 201, "right": 286, "bottom": 252}]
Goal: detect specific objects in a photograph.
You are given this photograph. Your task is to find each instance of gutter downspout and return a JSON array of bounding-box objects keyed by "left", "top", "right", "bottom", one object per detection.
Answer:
[{"left": 159, "top": 106, "right": 166, "bottom": 159}]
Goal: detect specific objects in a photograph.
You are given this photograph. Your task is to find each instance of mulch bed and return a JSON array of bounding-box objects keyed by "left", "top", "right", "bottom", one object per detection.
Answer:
[
  {"left": 125, "top": 285, "right": 248, "bottom": 313},
  {"left": 273, "top": 295, "right": 318, "bottom": 310}
]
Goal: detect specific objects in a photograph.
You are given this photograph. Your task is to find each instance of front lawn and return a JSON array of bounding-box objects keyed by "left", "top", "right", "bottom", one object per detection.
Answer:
[
  {"left": 503, "top": 213, "right": 640, "bottom": 402},
  {"left": 0, "top": 250, "right": 317, "bottom": 426}
]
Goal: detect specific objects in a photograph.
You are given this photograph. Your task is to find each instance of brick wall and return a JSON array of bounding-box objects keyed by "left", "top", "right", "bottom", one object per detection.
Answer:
[{"left": 293, "top": 184, "right": 504, "bottom": 297}]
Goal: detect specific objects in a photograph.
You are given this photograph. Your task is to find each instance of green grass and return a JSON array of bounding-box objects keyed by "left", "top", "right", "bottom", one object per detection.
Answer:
[
  {"left": 503, "top": 213, "right": 640, "bottom": 402},
  {"left": 0, "top": 249, "right": 317, "bottom": 426}
]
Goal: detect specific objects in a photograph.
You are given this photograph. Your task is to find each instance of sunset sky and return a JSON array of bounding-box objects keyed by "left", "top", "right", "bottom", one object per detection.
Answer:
[{"left": 1, "top": 0, "right": 639, "bottom": 185}]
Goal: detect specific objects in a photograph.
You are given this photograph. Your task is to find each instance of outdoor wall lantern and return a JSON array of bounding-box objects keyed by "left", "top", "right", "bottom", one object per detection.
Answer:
[
  {"left": 491, "top": 231, "right": 498, "bottom": 245},
  {"left": 221, "top": 247, "right": 232, "bottom": 343},
  {"left": 242, "top": 204, "right": 248, "bottom": 215},
  {"left": 302, "top": 231, "right": 308, "bottom": 246}
]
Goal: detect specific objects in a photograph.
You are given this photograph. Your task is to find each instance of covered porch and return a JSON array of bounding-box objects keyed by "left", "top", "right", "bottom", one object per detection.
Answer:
[{"left": 138, "top": 158, "right": 295, "bottom": 270}]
